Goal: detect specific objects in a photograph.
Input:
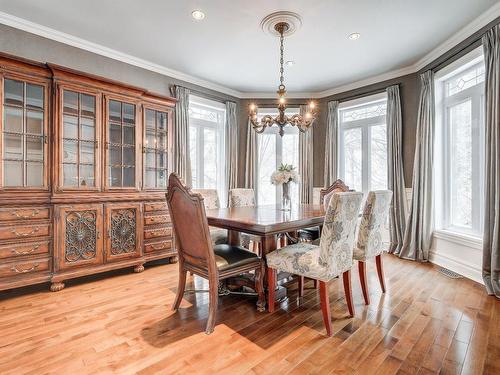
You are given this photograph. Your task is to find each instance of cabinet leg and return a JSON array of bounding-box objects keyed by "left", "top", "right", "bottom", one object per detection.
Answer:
[
  {"left": 50, "top": 282, "right": 65, "bottom": 292},
  {"left": 133, "top": 264, "right": 145, "bottom": 273}
]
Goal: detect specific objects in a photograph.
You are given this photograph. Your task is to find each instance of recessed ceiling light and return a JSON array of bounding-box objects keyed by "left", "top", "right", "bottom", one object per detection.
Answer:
[
  {"left": 191, "top": 10, "right": 205, "bottom": 21},
  {"left": 285, "top": 60, "right": 295, "bottom": 67},
  {"left": 348, "top": 32, "right": 361, "bottom": 40}
]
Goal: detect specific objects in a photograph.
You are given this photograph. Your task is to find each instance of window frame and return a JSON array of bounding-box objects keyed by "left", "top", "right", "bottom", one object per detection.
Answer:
[
  {"left": 338, "top": 92, "right": 388, "bottom": 193},
  {"left": 255, "top": 107, "right": 300, "bottom": 205},
  {"left": 435, "top": 47, "right": 485, "bottom": 238},
  {"left": 188, "top": 95, "right": 227, "bottom": 204}
]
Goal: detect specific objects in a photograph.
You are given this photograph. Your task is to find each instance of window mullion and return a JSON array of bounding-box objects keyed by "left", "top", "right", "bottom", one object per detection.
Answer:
[{"left": 362, "top": 125, "right": 370, "bottom": 193}]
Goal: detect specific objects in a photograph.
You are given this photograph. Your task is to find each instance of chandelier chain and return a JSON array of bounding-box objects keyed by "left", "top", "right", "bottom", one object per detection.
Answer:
[{"left": 279, "top": 27, "right": 285, "bottom": 88}]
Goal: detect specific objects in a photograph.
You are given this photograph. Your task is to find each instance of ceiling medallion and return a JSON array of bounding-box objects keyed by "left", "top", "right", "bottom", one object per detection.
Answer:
[{"left": 250, "top": 12, "right": 317, "bottom": 137}]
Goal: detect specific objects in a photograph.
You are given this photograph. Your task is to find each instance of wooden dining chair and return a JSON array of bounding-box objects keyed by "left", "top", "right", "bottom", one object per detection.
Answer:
[
  {"left": 266, "top": 192, "right": 363, "bottom": 336},
  {"left": 192, "top": 189, "right": 228, "bottom": 246},
  {"left": 166, "top": 174, "right": 266, "bottom": 334},
  {"left": 353, "top": 190, "right": 393, "bottom": 305},
  {"left": 228, "top": 188, "right": 263, "bottom": 255}
]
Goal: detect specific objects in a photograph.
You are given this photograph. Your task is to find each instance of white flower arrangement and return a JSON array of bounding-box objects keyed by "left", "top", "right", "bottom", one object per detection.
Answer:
[{"left": 271, "top": 163, "right": 300, "bottom": 185}]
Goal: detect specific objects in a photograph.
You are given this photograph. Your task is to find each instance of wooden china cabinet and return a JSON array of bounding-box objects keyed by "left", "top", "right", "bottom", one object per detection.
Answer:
[{"left": 0, "top": 53, "right": 177, "bottom": 292}]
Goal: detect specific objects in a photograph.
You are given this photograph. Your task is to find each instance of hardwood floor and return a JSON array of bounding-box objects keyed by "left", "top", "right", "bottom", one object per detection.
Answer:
[{"left": 0, "top": 254, "right": 498, "bottom": 375}]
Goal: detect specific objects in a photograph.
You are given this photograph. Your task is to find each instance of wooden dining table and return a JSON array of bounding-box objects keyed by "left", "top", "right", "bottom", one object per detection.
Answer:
[
  {"left": 205, "top": 203, "right": 326, "bottom": 300},
  {"left": 205, "top": 203, "right": 326, "bottom": 255}
]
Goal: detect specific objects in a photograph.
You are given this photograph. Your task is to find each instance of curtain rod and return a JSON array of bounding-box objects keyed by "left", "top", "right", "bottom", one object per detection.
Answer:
[
  {"left": 326, "top": 85, "right": 395, "bottom": 104},
  {"left": 172, "top": 84, "right": 234, "bottom": 105}
]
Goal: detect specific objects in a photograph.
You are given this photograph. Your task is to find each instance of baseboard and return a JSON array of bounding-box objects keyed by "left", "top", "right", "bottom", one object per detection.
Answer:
[{"left": 429, "top": 250, "right": 483, "bottom": 285}]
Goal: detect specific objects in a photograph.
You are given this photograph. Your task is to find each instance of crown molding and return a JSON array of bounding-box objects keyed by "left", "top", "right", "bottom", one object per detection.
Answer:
[
  {"left": 0, "top": 11, "right": 243, "bottom": 98},
  {"left": 413, "top": 1, "right": 500, "bottom": 72},
  {"left": 1, "top": 3, "right": 499, "bottom": 100}
]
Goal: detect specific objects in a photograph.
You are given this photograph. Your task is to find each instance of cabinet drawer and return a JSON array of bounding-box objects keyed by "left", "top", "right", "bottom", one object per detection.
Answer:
[
  {"left": 144, "top": 240, "right": 173, "bottom": 253},
  {"left": 0, "top": 241, "right": 50, "bottom": 260},
  {"left": 144, "top": 202, "right": 168, "bottom": 212},
  {"left": 144, "top": 214, "right": 170, "bottom": 226},
  {"left": 0, "top": 257, "right": 50, "bottom": 278},
  {"left": 0, "top": 207, "right": 50, "bottom": 222},
  {"left": 0, "top": 224, "right": 50, "bottom": 241},
  {"left": 144, "top": 226, "right": 172, "bottom": 239}
]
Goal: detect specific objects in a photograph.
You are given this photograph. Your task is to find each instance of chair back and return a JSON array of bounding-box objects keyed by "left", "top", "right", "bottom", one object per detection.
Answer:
[
  {"left": 319, "top": 192, "right": 363, "bottom": 276},
  {"left": 166, "top": 173, "right": 216, "bottom": 271},
  {"left": 356, "top": 190, "right": 393, "bottom": 259},
  {"left": 228, "top": 188, "right": 256, "bottom": 207},
  {"left": 321, "top": 179, "right": 350, "bottom": 210},
  {"left": 192, "top": 189, "right": 221, "bottom": 210}
]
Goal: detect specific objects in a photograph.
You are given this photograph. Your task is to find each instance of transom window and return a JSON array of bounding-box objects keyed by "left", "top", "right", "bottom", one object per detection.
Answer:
[
  {"left": 435, "top": 47, "right": 485, "bottom": 237},
  {"left": 188, "top": 95, "right": 226, "bottom": 204},
  {"left": 256, "top": 108, "right": 300, "bottom": 205},
  {"left": 338, "top": 93, "right": 388, "bottom": 193}
]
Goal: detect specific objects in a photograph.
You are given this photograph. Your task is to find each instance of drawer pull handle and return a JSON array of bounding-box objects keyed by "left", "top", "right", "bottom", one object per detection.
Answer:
[
  {"left": 150, "top": 243, "right": 169, "bottom": 251},
  {"left": 11, "top": 244, "right": 41, "bottom": 256},
  {"left": 11, "top": 209, "right": 41, "bottom": 219},
  {"left": 11, "top": 263, "right": 40, "bottom": 274},
  {"left": 12, "top": 227, "right": 40, "bottom": 237}
]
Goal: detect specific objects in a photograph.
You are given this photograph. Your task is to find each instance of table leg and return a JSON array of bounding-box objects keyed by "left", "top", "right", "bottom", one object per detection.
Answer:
[
  {"left": 260, "top": 234, "right": 288, "bottom": 304},
  {"left": 228, "top": 230, "right": 240, "bottom": 246}
]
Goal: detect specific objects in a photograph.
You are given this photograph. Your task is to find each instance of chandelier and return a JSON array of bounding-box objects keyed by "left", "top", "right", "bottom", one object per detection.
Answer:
[{"left": 249, "top": 21, "right": 317, "bottom": 137}]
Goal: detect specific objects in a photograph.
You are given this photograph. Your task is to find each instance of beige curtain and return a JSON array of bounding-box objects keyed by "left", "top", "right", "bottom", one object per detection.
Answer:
[
  {"left": 225, "top": 101, "right": 238, "bottom": 194},
  {"left": 482, "top": 24, "right": 500, "bottom": 298},
  {"left": 386, "top": 85, "right": 407, "bottom": 254},
  {"left": 299, "top": 105, "right": 314, "bottom": 203},
  {"left": 399, "top": 71, "right": 435, "bottom": 261},
  {"left": 245, "top": 119, "right": 257, "bottom": 189},
  {"left": 324, "top": 101, "right": 339, "bottom": 187},
  {"left": 171, "top": 86, "right": 192, "bottom": 186}
]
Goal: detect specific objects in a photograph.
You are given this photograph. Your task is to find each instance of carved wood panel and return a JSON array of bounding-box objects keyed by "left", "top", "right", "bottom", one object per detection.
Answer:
[
  {"left": 56, "top": 204, "right": 104, "bottom": 270},
  {"left": 105, "top": 203, "right": 142, "bottom": 261}
]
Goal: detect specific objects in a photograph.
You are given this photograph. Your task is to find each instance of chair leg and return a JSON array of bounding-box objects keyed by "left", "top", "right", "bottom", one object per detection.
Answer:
[
  {"left": 205, "top": 276, "right": 219, "bottom": 335},
  {"left": 172, "top": 268, "right": 187, "bottom": 311},
  {"left": 319, "top": 281, "right": 333, "bottom": 336},
  {"left": 358, "top": 261, "right": 370, "bottom": 305},
  {"left": 255, "top": 262, "right": 266, "bottom": 312},
  {"left": 298, "top": 276, "right": 304, "bottom": 297},
  {"left": 267, "top": 267, "right": 277, "bottom": 313},
  {"left": 375, "top": 254, "right": 386, "bottom": 293},
  {"left": 343, "top": 270, "right": 355, "bottom": 318}
]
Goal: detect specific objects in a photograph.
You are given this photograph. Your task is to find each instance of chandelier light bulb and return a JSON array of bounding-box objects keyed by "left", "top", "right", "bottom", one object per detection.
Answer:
[
  {"left": 309, "top": 101, "right": 315, "bottom": 109},
  {"left": 279, "top": 96, "right": 286, "bottom": 104},
  {"left": 305, "top": 112, "right": 312, "bottom": 119},
  {"left": 250, "top": 103, "right": 256, "bottom": 111}
]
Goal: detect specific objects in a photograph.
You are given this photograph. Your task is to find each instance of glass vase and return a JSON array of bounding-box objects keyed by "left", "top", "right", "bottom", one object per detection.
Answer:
[{"left": 281, "top": 182, "right": 291, "bottom": 211}]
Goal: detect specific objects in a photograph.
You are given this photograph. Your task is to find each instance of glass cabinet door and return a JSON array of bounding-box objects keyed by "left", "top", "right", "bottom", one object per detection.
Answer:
[
  {"left": 143, "top": 108, "right": 168, "bottom": 189},
  {"left": 2, "top": 78, "right": 46, "bottom": 188},
  {"left": 61, "top": 90, "right": 97, "bottom": 188},
  {"left": 107, "top": 99, "right": 136, "bottom": 188}
]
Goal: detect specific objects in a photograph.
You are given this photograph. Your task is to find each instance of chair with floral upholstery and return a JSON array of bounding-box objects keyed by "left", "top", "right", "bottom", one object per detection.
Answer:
[
  {"left": 353, "top": 190, "right": 392, "bottom": 305},
  {"left": 266, "top": 192, "right": 363, "bottom": 336},
  {"left": 192, "top": 189, "right": 228, "bottom": 246},
  {"left": 228, "top": 188, "right": 261, "bottom": 254}
]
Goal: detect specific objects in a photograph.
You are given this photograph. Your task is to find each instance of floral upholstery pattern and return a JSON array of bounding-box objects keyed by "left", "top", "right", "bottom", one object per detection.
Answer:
[
  {"left": 353, "top": 190, "right": 393, "bottom": 261},
  {"left": 267, "top": 192, "right": 363, "bottom": 281},
  {"left": 229, "top": 189, "right": 256, "bottom": 208},
  {"left": 192, "top": 189, "right": 221, "bottom": 210}
]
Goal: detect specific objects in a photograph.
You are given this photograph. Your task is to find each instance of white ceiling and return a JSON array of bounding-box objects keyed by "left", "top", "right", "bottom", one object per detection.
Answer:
[{"left": 0, "top": 0, "right": 499, "bottom": 96}]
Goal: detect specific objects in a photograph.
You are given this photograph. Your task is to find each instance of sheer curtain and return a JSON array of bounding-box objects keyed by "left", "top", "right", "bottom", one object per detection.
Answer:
[
  {"left": 171, "top": 85, "right": 191, "bottom": 186},
  {"left": 482, "top": 24, "right": 500, "bottom": 298},
  {"left": 324, "top": 101, "right": 339, "bottom": 187},
  {"left": 225, "top": 101, "right": 238, "bottom": 199},
  {"left": 386, "top": 85, "right": 407, "bottom": 254},
  {"left": 299, "top": 105, "right": 314, "bottom": 203},
  {"left": 399, "top": 71, "right": 435, "bottom": 261}
]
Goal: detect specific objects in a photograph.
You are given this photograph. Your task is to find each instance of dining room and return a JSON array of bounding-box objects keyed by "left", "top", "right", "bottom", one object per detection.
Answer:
[{"left": 0, "top": 1, "right": 499, "bottom": 374}]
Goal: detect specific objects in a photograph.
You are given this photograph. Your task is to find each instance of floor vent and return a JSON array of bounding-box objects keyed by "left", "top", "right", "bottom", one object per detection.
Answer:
[{"left": 438, "top": 267, "right": 463, "bottom": 279}]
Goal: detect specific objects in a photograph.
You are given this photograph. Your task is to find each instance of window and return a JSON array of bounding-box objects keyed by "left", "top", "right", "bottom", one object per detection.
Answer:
[
  {"left": 256, "top": 108, "right": 300, "bottom": 205},
  {"left": 435, "top": 47, "right": 485, "bottom": 237},
  {"left": 189, "top": 95, "right": 226, "bottom": 203},
  {"left": 2, "top": 78, "right": 46, "bottom": 187},
  {"left": 338, "top": 93, "right": 388, "bottom": 193}
]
